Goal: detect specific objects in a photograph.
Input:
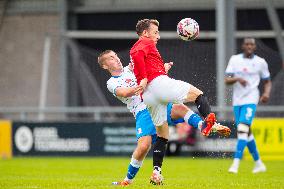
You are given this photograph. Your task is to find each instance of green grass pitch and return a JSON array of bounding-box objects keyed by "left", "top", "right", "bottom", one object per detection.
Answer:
[{"left": 0, "top": 157, "right": 283, "bottom": 189}]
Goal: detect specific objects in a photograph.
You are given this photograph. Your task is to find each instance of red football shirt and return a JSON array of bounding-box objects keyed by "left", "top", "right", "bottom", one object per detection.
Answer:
[{"left": 130, "top": 38, "right": 167, "bottom": 85}]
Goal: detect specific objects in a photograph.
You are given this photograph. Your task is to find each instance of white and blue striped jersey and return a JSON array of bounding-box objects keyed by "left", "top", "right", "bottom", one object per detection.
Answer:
[
  {"left": 107, "top": 66, "right": 147, "bottom": 117},
  {"left": 225, "top": 53, "right": 270, "bottom": 106}
]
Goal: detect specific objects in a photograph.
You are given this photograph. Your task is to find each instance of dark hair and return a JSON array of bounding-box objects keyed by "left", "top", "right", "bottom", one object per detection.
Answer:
[
  {"left": 136, "top": 19, "right": 159, "bottom": 36},
  {"left": 97, "top": 50, "right": 114, "bottom": 67}
]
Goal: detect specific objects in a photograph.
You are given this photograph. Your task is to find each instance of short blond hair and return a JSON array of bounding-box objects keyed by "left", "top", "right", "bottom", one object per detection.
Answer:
[
  {"left": 136, "top": 19, "right": 159, "bottom": 36},
  {"left": 97, "top": 50, "right": 113, "bottom": 67}
]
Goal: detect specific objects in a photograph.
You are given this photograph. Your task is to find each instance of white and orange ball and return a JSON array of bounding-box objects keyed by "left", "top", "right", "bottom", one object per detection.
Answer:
[{"left": 177, "top": 18, "right": 199, "bottom": 41}]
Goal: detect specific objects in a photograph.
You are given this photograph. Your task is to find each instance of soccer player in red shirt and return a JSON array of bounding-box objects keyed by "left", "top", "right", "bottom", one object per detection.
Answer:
[{"left": 130, "top": 19, "right": 221, "bottom": 185}]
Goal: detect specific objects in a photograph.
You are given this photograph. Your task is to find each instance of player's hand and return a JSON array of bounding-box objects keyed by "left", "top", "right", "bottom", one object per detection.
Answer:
[
  {"left": 164, "top": 62, "right": 173, "bottom": 73},
  {"left": 128, "top": 63, "right": 133, "bottom": 71},
  {"left": 134, "top": 85, "right": 144, "bottom": 96},
  {"left": 260, "top": 93, "right": 270, "bottom": 103},
  {"left": 238, "top": 78, "right": 247, "bottom": 87},
  {"left": 138, "top": 78, "right": 148, "bottom": 94}
]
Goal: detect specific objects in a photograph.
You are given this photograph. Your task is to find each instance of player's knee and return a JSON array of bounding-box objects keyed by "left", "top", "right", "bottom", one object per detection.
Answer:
[
  {"left": 138, "top": 142, "right": 151, "bottom": 153},
  {"left": 155, "top": 122, "right": 169, "bottom": 139},
  {"left": 191, "top": 86, "right": 203, "bottom": 98},
  {"left": 172, "top": 104, "right": 187, "bottom": 112},
  {"left": 237, "top": 123, "right": 249, "bottom": 140},
  {"left": 138, "top": 138, "right": 152, "bottom": 153},
  {"left": 171, "top": 104, "right": 189, "bottom": 119},
  {"left": 185, "top": 85, "right": 203, "bottom": 102}
]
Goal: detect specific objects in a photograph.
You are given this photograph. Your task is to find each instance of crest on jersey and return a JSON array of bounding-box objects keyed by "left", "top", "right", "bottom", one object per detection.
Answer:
[
  {"left": 137, "top": 128, "right": 142, "bottom": 134},
  {"left": 125, "top": 79, "right": 132, "bottom": 84}
]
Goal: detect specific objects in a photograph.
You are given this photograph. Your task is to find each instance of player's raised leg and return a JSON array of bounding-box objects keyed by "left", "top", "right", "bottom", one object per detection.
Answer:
[
  {"left": 145, "top": 77, "right": 220, "bottom": 137},
  {"left": 168, "top": 103, "right": 231, "bottom": 137},
  {"left": 184, "top": 85, "right": 217, "bottom": 136},
  {"left": 186, "top": 85, "right": 210, "bottom": 118}
]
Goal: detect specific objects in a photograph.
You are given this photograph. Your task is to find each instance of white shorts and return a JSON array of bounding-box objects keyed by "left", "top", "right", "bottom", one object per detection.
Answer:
[{"left": 142, "top": 75, "right": 191, "bottom": 126}]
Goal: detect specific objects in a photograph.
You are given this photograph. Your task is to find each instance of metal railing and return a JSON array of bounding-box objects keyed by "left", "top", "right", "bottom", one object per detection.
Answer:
[{"left": 0, "top": 105, "right": 283, "bottom": 122}]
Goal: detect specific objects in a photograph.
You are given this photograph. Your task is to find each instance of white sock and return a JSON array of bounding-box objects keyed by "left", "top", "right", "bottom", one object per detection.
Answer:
[
  {"left": 184, "top": 110, "right": 194, "bottom": 123},
  {"left": 255, "top": 159, "right": 262, "bottom": 165},
  {"left": 130, "top": 156, "right": 143, "bottom": 168},
  {"left": 184, "top": 110, "right": 204, "bottom": 130},
  {"left": 124, "top": 177, "right": 133, "bottom": 183},
  {"left": 154, "top": 166, "right": 162, "bottom": 173},
  {"left": 124, "top": 156, "right": 143, "bottom": 182},
  {"left": 233, "top": 158, "right": 240, "bottom": 166},
  {"left": 197, "top": 121, "right": 203, "bottom": 130}
]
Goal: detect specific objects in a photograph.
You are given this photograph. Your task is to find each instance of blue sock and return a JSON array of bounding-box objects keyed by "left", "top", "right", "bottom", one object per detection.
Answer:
[
  {"left": 234, "top": 139, "right": 247, "bottom": 159},
  {"left": 184, "top": 111, "right": 202, "bottom": 129},
  {"left": 126, "top": 157, "right": 142, "bottom": 180},
  {"left": 247, "top": 135, "right": 260, "bottom": 161},
  {"left": 127, "top": 164, "right": 139, "bottom": 179}
]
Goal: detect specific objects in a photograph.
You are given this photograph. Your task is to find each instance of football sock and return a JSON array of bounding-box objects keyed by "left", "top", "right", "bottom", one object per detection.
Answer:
[
  {"left": 125, "top": 157, "right": 143, "bottom": 180},
  {"left": 184, "top": 110, "right": 203, "bottom": 129},
  {"left": 195, "top": 95, "right": 211, "bottom": 118},
  {"left": 234, "top": 134, "right": 248, "bottom": 159},
  {"left": 153, "top": 137, "right": 168, "bottom": 169},
  {"left": 247, "top": 134, "right": 260, "bottom": 161},
  {"left": 232, "top": 158, "right": 240, "bottom": 167},
  {"left": 153, "top": 166, "right": 162, "bottom": 173},
  {"left": 234, "top": 139, "right": 247, "bottom": 159},
  {"left": 255, "top": 159, "right": 263, "bottom": 165}
]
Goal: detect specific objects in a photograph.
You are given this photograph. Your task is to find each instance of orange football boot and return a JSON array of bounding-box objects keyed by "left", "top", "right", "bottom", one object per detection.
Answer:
[{"left": 201, "top": 113, "right": 216, "bottom": 136}]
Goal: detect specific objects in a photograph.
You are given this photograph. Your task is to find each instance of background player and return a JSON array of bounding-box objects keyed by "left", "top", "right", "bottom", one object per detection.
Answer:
[
  {"left": 130, "top": 19, "right": 223, "bottom": 184},
  {"left": 98, "top": 50, "right": 230, "bottom": 185},
  {"left": 225, "top": 37, "right": 272, "bottom": 174}
]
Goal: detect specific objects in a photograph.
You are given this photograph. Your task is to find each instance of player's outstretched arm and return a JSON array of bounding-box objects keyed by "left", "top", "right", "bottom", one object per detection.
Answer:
[{"left": 115, "top": 86, "right": 143, "bottom": 97}]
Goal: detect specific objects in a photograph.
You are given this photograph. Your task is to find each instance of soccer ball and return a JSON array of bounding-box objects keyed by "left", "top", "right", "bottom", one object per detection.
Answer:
[{"left": 177, "top": 18, "right": 199, "bottom": 41}]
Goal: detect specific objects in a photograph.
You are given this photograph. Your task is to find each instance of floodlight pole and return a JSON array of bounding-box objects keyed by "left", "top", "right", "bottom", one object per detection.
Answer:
[
  {"left": 216, "top": 0, "right": 235, "bottom": 120},
  {"left": 59, "top": 0, "right": 68, "bottom": 107},
  {"left": 38, "top": 35, "right": 51, "bottom": 121},
  {"left": 265, "top": 1, "right": 284, "bottom": 65}
]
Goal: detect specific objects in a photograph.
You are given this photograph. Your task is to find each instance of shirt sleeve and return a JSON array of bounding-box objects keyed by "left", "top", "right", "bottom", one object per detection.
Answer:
[
  {"left": 132, "top": 50, "right": 147, "bottom": 83},
  {"left": 225, "top": 56, "right": 235, "bottom": 76},
  {"left": 107, "top": 79, "right": 121, "bottom": 97},
  {"left": 260, "top": 59, "right": 270, "bottom": 80}
]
